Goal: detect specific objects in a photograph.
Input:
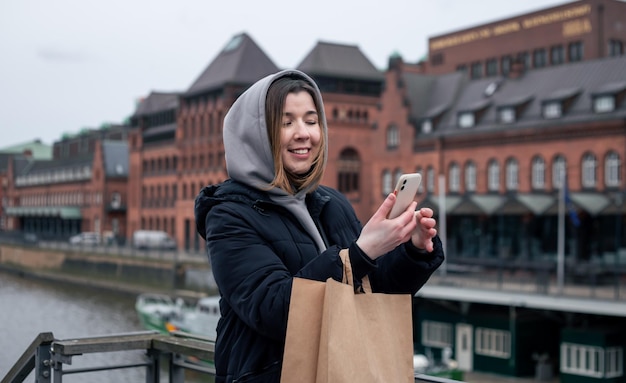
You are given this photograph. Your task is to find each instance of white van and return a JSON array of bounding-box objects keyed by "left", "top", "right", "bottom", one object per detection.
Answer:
[{"left": 132, "top": 230, "right": 176, "bottom": 250}]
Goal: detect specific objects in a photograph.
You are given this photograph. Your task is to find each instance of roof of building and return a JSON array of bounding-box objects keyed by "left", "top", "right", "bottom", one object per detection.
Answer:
[
  {"left": 185, "top": 33, "right": 279, "bottom": 97},
  {"left": 102, "top": 140, "right": 129, "bottom": 177},
  {"left": 0, "top": 140, "right": 52, "bottom": 160},
  {"left": 417, "top": 284, "right": 626, "bottom": 317},
  {"left": 406, "top": 55, "right": 626, "bottom": 136},
  {"left": 297, "top": 41, "right": 384, "bottom": 81},
  {"left": 133, "top": 92, "right": 179, "bottom": 117}
]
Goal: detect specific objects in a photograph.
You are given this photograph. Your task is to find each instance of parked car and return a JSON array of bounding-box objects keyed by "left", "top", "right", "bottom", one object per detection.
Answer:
[
  {"left": 132, "top": 230, "right": 176, "bottom": 250},
  {"left": 69, "top": 232, "right": 101, "bottom": 246}
]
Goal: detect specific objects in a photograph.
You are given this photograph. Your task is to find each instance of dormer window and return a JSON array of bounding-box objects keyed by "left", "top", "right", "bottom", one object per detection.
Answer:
[
  {"left": 499, "top": 107, "right": 516, "bottom": 124},
  {"left": 593, "top": 96, "right": 615, "bottom": 113},
  {"left": 457, "top": 99, "right": 490, "bottom": 129},
  {"left": 421, "top": 119, "right": 433, "bottom": 133},
  {"left": 458, "top": 112, "right": 475, "bottom": 128},
  {"left": 543, "top": 102, "right": 562, "bottom": 119},
  {"left": 542, "top": 87, "right": 580, "bottom": 120}
]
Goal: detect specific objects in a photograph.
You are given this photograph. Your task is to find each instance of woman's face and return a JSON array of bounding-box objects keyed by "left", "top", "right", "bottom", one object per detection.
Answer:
[{"left": 280, "top": 91, "right": 322, "bottom": 176}]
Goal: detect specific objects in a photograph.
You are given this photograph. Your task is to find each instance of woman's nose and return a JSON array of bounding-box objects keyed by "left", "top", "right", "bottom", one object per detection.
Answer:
[{"left": 293, "top": 120, "right": 310, "bottom": 138}]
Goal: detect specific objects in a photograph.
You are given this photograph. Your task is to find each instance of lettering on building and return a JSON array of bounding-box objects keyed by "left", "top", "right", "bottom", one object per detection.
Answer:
[{"left": 430, "top": 4, "right": 592, "bottom": 51}]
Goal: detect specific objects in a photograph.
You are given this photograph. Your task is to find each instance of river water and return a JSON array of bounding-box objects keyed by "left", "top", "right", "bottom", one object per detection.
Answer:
[{"left": 0, "top": 271, "right": 209, "bottom": 382}]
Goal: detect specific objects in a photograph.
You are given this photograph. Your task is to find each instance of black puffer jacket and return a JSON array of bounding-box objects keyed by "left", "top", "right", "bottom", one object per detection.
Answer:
[{"left": 195, "top": 179, "right": 444, "bottom": 383}]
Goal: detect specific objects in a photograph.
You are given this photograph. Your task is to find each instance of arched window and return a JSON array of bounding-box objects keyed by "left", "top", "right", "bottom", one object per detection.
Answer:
[
  {"left": 394, "top": 168, "right": 403, "bottom": 189},
  {"left": 552, "top": 155, "right": 567, "bottom": 189},
  {"left": 465, "top": 161, "right": 476, "bottom": 192},
  {"left": 415, "top": 167, "right": 424, "bottom": 194},
  {"left": 382, "top": 170, "right": 393, "bottom": 195},
  {"left": 337, "top": 148, "right": 361, "bottom": 194},
  {"left": 532, "top": 156, "right": 546, "bottom": 190},
  {"left": 605, "top": 151, "right": 621, "bottom": 187},
  {"left": 581, "top": 153, "right": 597, "bottom": 188},
  {"left": 505, "top": 158, "right": 519, "bottom": 191},
  {"left": 386, "top": 124, "right": 399, "bottom": 150},
  {"left": 488, "top": 160, "right": 500, "bottom": 192},
  {"left": 449, "top": 163, "right": 460, "bottom": 192},
  {"left": 427, "top": 166, "right": 435, "bottom": 193}
]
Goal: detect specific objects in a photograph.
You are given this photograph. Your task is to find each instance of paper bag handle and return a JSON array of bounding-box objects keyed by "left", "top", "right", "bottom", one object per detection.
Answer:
[{"left": 339, "top": 249, "right": 372, "bottom": 293}]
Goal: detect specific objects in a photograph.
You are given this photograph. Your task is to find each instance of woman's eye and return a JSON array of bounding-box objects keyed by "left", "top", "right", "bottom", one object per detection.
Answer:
[{"left": 306, "top": 120, "right": 318, "bottom": 125}]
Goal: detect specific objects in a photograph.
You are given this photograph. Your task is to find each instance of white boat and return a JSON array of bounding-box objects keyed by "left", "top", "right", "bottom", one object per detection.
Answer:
[
  {"left": 167, "top": 296, "right": 220, "bottom": 341},
  {"left": 135, "top": 293, "right": 220, "bottom": 341},
  {"left": 135, "top": 293, "right": 182, "bottom": 334}
]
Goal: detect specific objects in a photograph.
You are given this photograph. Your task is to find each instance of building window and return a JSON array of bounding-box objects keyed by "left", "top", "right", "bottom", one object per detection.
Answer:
[
  {"left": 485, "top": 58, "right": 497, "bottom": 77},
  {"left": 517, "top": 51, "right": 530, "bottom": 70},
  {"left": 543, "top": 102, "right": 562, "bottom": 119},
  {"left": 594, "top": 95, "right": 615, "bottom": 113},
  {"left": 582, "top": 153, "right": 597, "bottom": 188},
  {"left": 499, "top": 107, "right": 516, "bottom": 124},
  {"left": 553, "top": 155, "right": 567, "bottom": 189},
  {"left": 550, "top": 45, "right": 564, "bottom": 65},
  {"left": 337, "top": 148, "right": 360, "bottom": 194},
  {"left": 386, "top": 124, "right": 399, "bottom": 149},
  {"left": 605, "top": 152, "right": 621, "bottom": 188},
  {"left": 501, "top": 55, "right": 512, "bottom": 76},
  {"left": 421, "top": 321, "right": 452, "bottom": 348},
  {"left": 605, "top": 347, "right": 624, "bottom": 378},
  {"left": 465, "top": 162, "right": 476, "bottom": 192},
  {"left": 560, "top": 343, "right": 605, "bottom": 378},
  {"left": 456, "top": 64, "right": 467, "bottom": 73},
  {"left": 111, "top": 192, "right": 122, "bottom": 209},
  {"left": 416, "top": 167, "right": 424, "bottom": 194},
  {"left": 449, "top": 163, "right": 460, "bottom": 192},
  {"left": 382, "top": 170, "right": 392, "bottom": 195},
  {"left": 506, "top": 158, "right": 519, "bottom": 191},
  {"left": 471, "top": 61, "right": 482, "bottom": 79},
  {"left": 427, "top": 166, "right": 435, "bottom": 193},
  {"left": 458, "top": 112, "right": 475, "bottom": 128},
  {"left": 609, "top": 39, "right": 624, "bottom": 57},
  {"left": 488, "top": 160, "right": 500, "bottom": 192},
  {"left": 476, "top": 328, "right": 511, "bottom": 359},
  {"left": 421, "top": 119, "right": 433, "bottom": 134},
  {"left": 394, "top": 168, "right": 403, "bottom": 190},
  {"left": 533, "top": 48, "right": 547, "bottom": 68},
  {"left": 532, "top": 156, "right": 546, "bottom": 190},
  {"left": 569, "top": 41, "right": 584, "bottom": 62}
]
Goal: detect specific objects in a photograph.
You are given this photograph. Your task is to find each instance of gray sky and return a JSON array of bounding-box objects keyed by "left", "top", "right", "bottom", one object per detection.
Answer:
[{"left": 0, "top": 0, "right": 567, "bottom": 148}]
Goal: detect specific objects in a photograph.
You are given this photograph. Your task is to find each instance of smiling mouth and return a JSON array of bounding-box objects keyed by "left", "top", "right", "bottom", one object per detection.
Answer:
[{"left": 289, "top": 149, "right": 309, "bottom": 154}]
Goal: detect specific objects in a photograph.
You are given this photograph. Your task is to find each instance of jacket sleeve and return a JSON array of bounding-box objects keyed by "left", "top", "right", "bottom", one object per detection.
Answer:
[
  {"left": 368, "top": 235, "right": 445, "bottom": 295},
  {"left": 205, "top": 203, "right": 344, "bottom": 342}
]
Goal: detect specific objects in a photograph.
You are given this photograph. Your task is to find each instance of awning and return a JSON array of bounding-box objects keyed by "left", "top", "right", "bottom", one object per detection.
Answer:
[
  {"left": 4, "top": 206, "right": 81, "bottom": 219},
  {"left": 516, "top": 194, "right": 555, "bottom": 215},
  {"left": 569, "top": 192, "right": 611, "bottom": 215},
  {"left": 469, "top": 195, "right": 506, "bottom": 215},
  {"left": 418, "top": 195, "right": 462, "bottom": 213},
  {"left": 498, "top": 195, "right": 532, "bottom": 215}
]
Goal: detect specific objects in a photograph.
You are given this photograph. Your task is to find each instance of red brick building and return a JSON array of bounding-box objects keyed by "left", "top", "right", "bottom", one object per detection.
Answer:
[
  {"left": 127, "top": 34, "right": 384, "bottom": 250},
  {"left": 426, "top": 0, "right": 626, "bottom": 77},
  {"left": 3, "top": 127, "right": 129, "bottom": 242}
]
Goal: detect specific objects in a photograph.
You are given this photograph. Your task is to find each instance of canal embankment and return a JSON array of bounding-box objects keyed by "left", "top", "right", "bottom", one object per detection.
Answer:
[{"left": 0, "top": 244, "right": 214, "bottom": 297}]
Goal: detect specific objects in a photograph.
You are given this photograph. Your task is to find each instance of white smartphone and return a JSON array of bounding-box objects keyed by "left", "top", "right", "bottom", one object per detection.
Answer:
[{"left": 387, "top": 173, "right": 422, "bottom": 219}]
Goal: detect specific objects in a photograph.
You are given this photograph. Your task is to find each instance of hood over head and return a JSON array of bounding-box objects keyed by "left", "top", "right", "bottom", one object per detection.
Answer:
[{"left": 223, "top": 69, "right": 328, "bottom": 195}]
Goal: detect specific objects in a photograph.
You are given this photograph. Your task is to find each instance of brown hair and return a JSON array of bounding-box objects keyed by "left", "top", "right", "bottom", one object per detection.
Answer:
[{"left": 265, "top": 75, "right": 326, "bottom": 194}]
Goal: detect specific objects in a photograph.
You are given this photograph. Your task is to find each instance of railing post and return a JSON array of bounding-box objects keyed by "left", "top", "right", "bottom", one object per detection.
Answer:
[
  {"left": 169, "top": 353, "right": 186, "bottom": 383},
  {"left": 34, "top": 344, "right": 51, "bottom": 383},
  {"left": 145, "top": 349, "right": 161, "bottom": 383}
]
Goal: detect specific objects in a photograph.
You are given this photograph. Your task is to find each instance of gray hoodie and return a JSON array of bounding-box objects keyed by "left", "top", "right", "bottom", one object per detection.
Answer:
[{"left": 222, "top": 69, "right": 329, "bottom": 252}]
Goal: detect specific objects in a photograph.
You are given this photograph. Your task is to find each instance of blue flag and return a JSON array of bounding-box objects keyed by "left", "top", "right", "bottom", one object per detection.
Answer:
[{"left": 563, "top": 183, "right": 581, "bottom": 227}]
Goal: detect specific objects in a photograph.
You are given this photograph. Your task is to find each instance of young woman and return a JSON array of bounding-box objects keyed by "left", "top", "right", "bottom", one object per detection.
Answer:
[{"left": 195, "top": 69, "right": 444, "bottom": 383}]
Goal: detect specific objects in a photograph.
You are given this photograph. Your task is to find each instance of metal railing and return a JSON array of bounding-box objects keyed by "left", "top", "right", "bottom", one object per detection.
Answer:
[{"left": 2, "top": 331, "right": 464, "bottom": 383}]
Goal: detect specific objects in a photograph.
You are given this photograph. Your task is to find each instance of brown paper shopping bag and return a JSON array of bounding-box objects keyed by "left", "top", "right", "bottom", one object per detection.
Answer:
[{"left": 281, "top": 249, "right": 414, "bottom": 383}]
